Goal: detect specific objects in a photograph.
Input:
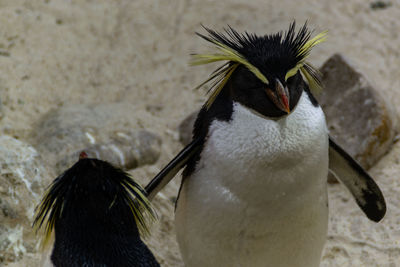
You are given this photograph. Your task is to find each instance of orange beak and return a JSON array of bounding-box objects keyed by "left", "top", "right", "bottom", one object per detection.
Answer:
[{"left": 266, "top": 79, "right": 291, "bottom": 114}]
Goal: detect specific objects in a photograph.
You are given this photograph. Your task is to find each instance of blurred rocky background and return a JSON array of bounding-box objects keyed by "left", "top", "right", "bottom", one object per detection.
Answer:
[{"left": 0, "top": 0, "right": 400, "bottom": 266}]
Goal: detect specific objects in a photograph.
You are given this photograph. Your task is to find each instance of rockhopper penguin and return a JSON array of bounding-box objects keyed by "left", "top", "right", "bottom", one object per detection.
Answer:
[
  {"left": 145, "top": 22, "right": 386, "bottom": 267},
  {"left": 33, "top": 152, "right": 159, "bottom": 267}
]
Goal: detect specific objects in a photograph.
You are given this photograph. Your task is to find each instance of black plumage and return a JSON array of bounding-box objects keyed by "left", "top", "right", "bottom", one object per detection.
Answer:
[{"left": 34, "top": 158, "right": 159, "bottom": 267}]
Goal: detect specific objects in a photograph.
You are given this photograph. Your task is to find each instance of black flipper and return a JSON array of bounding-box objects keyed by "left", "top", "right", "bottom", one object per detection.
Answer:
[
  {"left": 329, "top": 136, "right": 386, "bottom": 222},
  {"left": 145, "top": 138, "right": 202, "bottom": 200}
]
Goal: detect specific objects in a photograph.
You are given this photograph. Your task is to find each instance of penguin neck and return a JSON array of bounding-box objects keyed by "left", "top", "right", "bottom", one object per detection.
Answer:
[
  {"left": 183, "top": 84, "right": 319, "bottom": 179},
  {"left": 191, "top": 81, "right": 314, "bottom": 141}
]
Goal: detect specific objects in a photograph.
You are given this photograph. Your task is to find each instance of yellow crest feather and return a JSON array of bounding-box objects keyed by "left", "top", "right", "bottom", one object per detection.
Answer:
[
  {"left": 204, "top": 63, "right": 239, "bottom": 109},
  {"left": 285, "top": 30, "right": 327, "bottom": 93},
  {"left": 191, "top": 33, "right": 269, "bottom": 109},
  {"left": 192, "top": 24, "right": 327, "bottom": 109},
  {"left": 298, "top": 31, "right": 328, "bottom": 58},
  {"left": 191, "top": 40, "right": 269, "bottom": 84},
  {"left": 300, "top": 63, "right": 323, "bottom": 95}
]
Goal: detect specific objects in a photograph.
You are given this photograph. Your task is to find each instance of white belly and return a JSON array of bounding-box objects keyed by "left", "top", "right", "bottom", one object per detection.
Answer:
[{"left": 175, "top": 93, "right": 329, "bottom": 267}]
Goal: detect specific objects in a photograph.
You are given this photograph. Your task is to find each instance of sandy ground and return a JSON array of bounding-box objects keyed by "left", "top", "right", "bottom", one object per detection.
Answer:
[{"left": 1, "top": 0, "right": 400, "bottom": 266}]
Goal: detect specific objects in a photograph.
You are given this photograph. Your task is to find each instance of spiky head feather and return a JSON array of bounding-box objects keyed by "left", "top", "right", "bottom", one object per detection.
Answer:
[
  {"left": 33, "top": 158, "right": 156, "bottom": 248},
  {"left": 191, "top": 22, "right": 327, "bottom": 109}
]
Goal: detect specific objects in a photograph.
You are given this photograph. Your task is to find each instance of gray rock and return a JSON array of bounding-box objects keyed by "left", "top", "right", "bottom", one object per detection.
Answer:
[
  {"left": 0, "top": 136, "right": 52, "bottom": 264},
  {"left": 178, "top": 111, "right": 198, "bottom": 146},
  {"left": 55, "top": 130, "right": 161, "bottom": 173},
  {"left": 29, "top": 103, "right": 162, "bottom": 172},
  {"left": 318, "top": 54, "right": 397, "bottom": 181},
  {"left": 370, "top": 0, "right": 392, "bottom": 10}
]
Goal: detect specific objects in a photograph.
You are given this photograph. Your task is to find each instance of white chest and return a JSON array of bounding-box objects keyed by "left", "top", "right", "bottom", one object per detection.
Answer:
[
  {"left": 176, "top": 92, "right": 330, "bottom": 267},
  {"left": 198, "top": 92, "right": 328, "bottom": 198}
]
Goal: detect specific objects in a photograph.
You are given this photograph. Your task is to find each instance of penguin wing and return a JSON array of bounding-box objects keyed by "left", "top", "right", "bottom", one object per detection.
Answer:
[
  {"left": 328, "top": 136, "right": 386, "bottom": 222},
  {"left": 145, "top": 138, "right": 202, "bottom": 200}
]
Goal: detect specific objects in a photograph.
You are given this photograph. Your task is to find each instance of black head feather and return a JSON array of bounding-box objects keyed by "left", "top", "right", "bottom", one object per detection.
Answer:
[
  {"left": 198, "top": 22, "right": 312, "bottom": 81},
  {"left": 33, "top": 158, "right": 158, "bottom": 267},
  {"left": 192, "top": 22, "right": 326, "bottom": 109}
]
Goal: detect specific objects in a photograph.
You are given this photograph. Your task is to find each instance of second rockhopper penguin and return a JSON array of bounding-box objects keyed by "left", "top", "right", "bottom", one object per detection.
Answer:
[{"left": 33, "top": 153, "right": 159, "bottom": 267}]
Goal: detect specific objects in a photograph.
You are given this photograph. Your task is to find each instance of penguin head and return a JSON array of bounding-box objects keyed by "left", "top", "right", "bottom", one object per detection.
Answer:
[
  {"left": 192, "top": 22, "right": 326, "bottom": 118},
  {"left": 33, "top": 154, "right": 157, "bottom": 266}
]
